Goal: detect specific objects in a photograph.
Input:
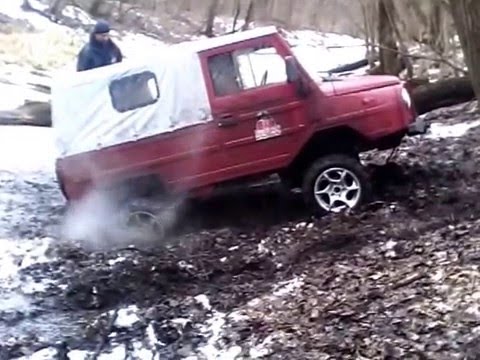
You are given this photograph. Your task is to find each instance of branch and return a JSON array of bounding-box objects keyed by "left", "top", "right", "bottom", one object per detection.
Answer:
[
  {"left": 326, "top": 42, "right": 467, "bottom": 75},
  {"left": 241, "top": 0, "right": 255, "bottom": 31},
  {"left": 230, "top": 0, "right": 241, "bottom": 34}
]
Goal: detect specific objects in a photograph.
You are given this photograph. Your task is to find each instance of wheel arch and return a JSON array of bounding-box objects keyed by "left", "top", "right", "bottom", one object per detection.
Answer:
[{"left": 280, "top": 126, "right": 367, "bottom": 188}]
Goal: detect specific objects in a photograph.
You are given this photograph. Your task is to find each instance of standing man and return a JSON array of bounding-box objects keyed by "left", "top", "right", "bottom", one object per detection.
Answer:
[{"left": 77, "top": 20, "right": 123, "bottom": 72}]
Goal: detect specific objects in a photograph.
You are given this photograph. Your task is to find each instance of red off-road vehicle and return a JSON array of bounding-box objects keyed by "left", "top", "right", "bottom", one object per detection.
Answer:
[{"left": 52, "top": 26, "right": 426, "bottom": 218}]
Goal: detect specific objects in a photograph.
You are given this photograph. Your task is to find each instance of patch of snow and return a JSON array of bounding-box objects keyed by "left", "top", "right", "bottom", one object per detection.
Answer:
[
  {"left": 0, "top": 126, "right": 56, "bottom": 173},
  {"left": 146, "top": 322, "right": 161, "bottom": 346},
  {"left": 0, "top": 237, "right": 53, "bottom": 293},
  {"left": 62, "top": 5, "right": 94, "bottom": 25},
  {"left": 257, "top": 241, "right": 270, "bottom": 255},
  {"left": 131, "top": 340, "right": 159, "bottom": 360},
  {"left": 108, "top": 256, "right": 126, "bottom": 266},
  {"left": 14, "top": 347, "right": 58, "bottom": 360},
  {"left": 218, "top": 346, "right": 242, "bottom": 359},
  {"left": 0, "top": 292, "right": 32, "bottom": 315},
  {"left": 227, "top": 311, "right": 249, "bottom": 322},
  {"left": 172, "top": 317, "right": 191, "bottom": 329},
  {"left": 98, "top": 344, "right": 127, "bottom": 360},
  {"left": 427, "top": 120, "right": 480, "bottom": 139},
  {"left": 295, "top": 222, "right": 307, "bottom": 229},
  {"left": 194, "top": 277, "right": 306, "bottom": 359},
  {"left": 0, "top": 0, "right": 52, "bottom": 30},
  {"left": 249, "top": 335, "right": 274, "bottom": 358},
  {"left": 272, "top": 277, "right": 304, "bottom": 297},
  {"left": 113, "top": 305, "right": 141, "bottom": 328},
  {"left": 197, "top": 311, "right": 228, "bottom": 359},
  {"left": 0, "top": 82, "right": 49, "bottom": 112},
  {"left": 215, "top": 17, "right": 249, "bottom": 33},
  {"left": 67, "top": 350, "right": 89, "bottom": 360},
  {"left": 383, "top": 239, "right": 397, "bottom": 251},
  {"left": 195, "top": 294, "right": 212, "bottom": 310},
  {"left": 21, "top": 278, "right": 53, "bottom": 294},
  {"left": 0, "top": 0, "right": 93, "bottom": 32}
]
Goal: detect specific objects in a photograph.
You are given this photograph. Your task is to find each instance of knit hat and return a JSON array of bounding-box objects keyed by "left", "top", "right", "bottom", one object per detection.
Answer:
[{"left": 93, "top": 20, "right": 110, "bottom": 34}]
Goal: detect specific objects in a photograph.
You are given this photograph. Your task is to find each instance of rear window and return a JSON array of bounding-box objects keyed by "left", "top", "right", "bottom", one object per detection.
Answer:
[{"left": 109, "top": 71, "right": 159, "bottom": 113}]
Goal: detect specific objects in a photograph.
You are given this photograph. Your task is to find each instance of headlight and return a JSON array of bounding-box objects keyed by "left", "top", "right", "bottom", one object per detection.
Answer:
[{"left": 401, "top": 87, "right": 412, "bottom": 108}]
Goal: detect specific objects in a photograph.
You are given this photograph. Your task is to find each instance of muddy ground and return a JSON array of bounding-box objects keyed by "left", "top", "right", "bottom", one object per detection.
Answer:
[{"left": 1, "top": 103, "right": 480, "bottom": 359}]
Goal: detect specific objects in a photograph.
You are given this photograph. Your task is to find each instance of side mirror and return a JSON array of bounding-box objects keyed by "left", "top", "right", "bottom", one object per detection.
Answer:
[{"left": 285, "top": 56, "right": 309, "bottom": 98}]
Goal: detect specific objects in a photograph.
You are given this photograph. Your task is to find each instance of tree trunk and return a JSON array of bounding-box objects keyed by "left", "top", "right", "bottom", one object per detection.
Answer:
[
  {"left": 231, "top": 0, "right": 241, "bottom": 33},
  {"left": 21, "top": 0, "right": 32, "bottom": 11},
  {"left": 377, "top": 0, "right": 400, "bottom": 75},
  {"left": 449, "top": 0, "right": 480, "bottom": 101},
  {"left": 88, "top": 0, "right": 105, "bottom": 17},
  {"left": 48, "top": 0, "right": 66, "bottom": 20},
  {"left": 241, "top": 0, "right": 255, "bottom": 31},
  {"left": 428, "top": 2, "right": 443, "bottom": 52},
  {"left": 204, "top": 0, "right": 219, "bottom": 37}
]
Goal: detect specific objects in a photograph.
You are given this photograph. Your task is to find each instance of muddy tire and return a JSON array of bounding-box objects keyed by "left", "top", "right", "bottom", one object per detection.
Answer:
[{"left": 302, "top": 154, "right": 371, "bottom": 215}]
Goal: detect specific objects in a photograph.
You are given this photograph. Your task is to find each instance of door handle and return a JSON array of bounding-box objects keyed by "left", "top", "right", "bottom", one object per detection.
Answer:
[
  {"left": 257, "top": 110, "right": 270, "bottom": 119},
  {"left": 362, "top": 97, "right": 374, "bottom": 105},
  {"left": 217, "top": 115, "right": 238, "bottom": 128}
]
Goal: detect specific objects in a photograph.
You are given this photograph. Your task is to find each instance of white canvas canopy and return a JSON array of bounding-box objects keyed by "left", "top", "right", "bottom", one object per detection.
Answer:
[
  {"left": 51, "top": 46, "right": 212, "bottom": 157},
  {"left": 51, "top": 26, "right": 279, "bottom": 158}
]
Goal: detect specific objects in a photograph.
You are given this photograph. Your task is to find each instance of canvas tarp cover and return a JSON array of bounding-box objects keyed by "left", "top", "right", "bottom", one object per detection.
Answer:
[{"left": 51, "top": 48, "right": 212, "bottom": 158}]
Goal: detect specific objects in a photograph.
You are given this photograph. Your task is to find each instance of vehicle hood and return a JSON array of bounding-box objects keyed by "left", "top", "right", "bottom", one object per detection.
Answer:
[{"left": 318, "top": 75, "right": 401, "bottom": 96}]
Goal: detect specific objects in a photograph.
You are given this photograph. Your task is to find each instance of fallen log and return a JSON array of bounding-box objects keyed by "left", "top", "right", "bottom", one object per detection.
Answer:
[
  {"left": 411, "top": 77, "right": 475, "bottom": 115},
  {"left": 0, "top": 101, "right": 51, "bottom": 127}
]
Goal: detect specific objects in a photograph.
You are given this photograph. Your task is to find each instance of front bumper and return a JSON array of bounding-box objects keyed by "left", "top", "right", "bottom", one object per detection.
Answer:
[{"left": 407, "top": 116, "right": 429, "bottom": 136}]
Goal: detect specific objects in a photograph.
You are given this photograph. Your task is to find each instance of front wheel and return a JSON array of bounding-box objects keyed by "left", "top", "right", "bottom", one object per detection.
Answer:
[{"left": 302, "top": 154, "right": 371, "bottom": 215}]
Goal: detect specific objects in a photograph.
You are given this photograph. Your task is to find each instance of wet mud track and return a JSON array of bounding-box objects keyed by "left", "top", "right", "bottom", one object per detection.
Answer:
[{"left": 2, "top": 103, "right": 480, "bottom": 359}]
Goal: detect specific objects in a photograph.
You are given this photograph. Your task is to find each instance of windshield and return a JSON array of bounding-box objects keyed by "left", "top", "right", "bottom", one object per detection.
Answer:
[
  {"left": 290, "top": 46, "right": 331, "bottom": 82},
  {"left": 290, "top": 42, "right": 368, "bottom": 82}
]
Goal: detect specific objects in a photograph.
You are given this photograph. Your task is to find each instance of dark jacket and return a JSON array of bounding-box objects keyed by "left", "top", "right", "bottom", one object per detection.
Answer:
[{"left": 76, "top": 34, "right": 123, "bottom": 72}]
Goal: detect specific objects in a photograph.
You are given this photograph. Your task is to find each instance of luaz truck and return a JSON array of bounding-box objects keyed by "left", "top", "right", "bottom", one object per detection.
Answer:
[{"left": 53, "top": 26, "right": 427, "bottom": 218}]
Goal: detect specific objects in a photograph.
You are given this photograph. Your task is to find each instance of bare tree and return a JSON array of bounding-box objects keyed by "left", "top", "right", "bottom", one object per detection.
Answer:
[
  {"left": 377, "top": 0, "right": 400, "bottom": 75},
  {"left": 204, "top": 0, "right": 219, "bottom": 37},
  {"left": 48, "top": 0, "right": 67, "bottom": 19},
  {"left": 230, "top": 0, "right": 241, "bottom": 33},
  {"left": 241, "top": 0, "right": 255, "bottom": 31},
  {"left": 449, "top": 0, "right": 480, "bottom": 101},
  {"left": 88, "top": 0, "right": 105, "bottom": 17}
]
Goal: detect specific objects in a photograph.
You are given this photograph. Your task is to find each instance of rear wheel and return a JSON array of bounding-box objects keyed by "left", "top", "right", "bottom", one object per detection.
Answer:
[
  {"left": 302, "top": 154, "right": 370, "bottom": 215},
  {"left": 101, "top": 176, "right": 173, "bottom": 240}
]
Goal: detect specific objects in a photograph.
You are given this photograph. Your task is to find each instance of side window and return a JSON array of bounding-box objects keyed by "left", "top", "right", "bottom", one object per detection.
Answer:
[
  {"left": 207, "top": 53, "right": 241, "bottom": 97},
  {"left": 109, "top": 71, "right": 159, "bottom": 113},
  {"left": 207, "top": 45, "right": 287, "bottom": 97},
  {"left": 235, "top": 47, "right": 287, "bottom": 89}
]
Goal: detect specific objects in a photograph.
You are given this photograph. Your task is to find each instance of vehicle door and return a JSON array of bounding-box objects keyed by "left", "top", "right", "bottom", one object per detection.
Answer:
[{"left": 201, "top": 37, "right": 309, "bottom": 180}]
